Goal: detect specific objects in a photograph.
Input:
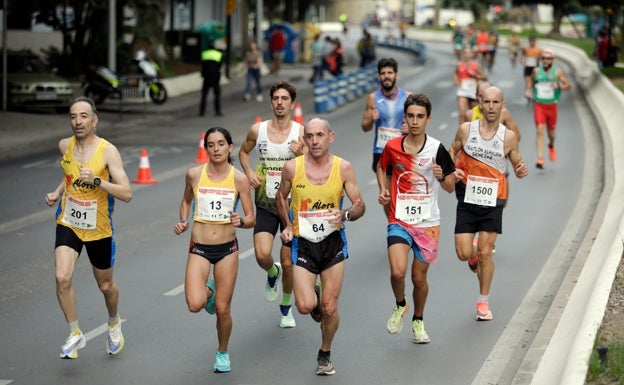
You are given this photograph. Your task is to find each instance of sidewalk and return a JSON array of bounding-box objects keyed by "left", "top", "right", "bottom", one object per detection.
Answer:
[{"left": 0, "top": 60, "right": 323, "bottom": 162}]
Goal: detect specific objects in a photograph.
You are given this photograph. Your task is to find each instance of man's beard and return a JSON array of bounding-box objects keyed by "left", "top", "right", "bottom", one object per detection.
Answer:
[{"left": 381, "top": 79, "right": 396, "bottom": 92}]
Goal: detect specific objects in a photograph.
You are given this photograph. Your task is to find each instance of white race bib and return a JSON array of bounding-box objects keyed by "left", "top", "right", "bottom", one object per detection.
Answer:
[
  {"left": 525, "top": 57, "right": 537, "bottom": 67},
  {"left": 62, "top": 194, "right": 98, "bottom": 230},
  {"left": 265, "top": 170, "right": 282, "bottom": 198},
  {"left": 535, "top": 83, "right": 555, "bottom": 100},
  {"left": 461, "top": 78, "right": 477, "bottom": 94},
  {"left": 376, "top": 126, "right": 403, "bottom": 149},
  {"left": 197, "top": 187, "right": 235, "bottom": 222},
  {"left": 298, "top": 210, "right": 336, "bottom": 243},
  {"left": 395, "top": 193, "right": 432, "bottom": 224},
  {"left": 464, "top": 175, "right": 498, "bottom": 207}
]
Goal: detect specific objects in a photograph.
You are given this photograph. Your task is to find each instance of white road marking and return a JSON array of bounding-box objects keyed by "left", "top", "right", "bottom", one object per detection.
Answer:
[
  {"left": 438, "top": 123, "right": 448, "bottom": 131},
  {"left": 84, "top": 319, "right": 126, "bottom": 342}
]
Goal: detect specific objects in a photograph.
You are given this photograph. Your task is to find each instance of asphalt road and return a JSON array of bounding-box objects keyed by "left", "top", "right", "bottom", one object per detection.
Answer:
[{"left": 0, "top": 33, "right": 600, "bottom": 385}]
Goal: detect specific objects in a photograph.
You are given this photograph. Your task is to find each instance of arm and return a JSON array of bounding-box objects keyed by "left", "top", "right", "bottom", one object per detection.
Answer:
[
  {"left": 288, "top": 124, "right": 307, "bottom": 156},
  {"left": 231, "top": 169, "right": 256, "bottom": 229},
  {"left": 276, "top": 159, "right": 295, "bottom": 243},
  {"left": 45, "top": 178, "right": 65, "bottom": 207},
  {"left": 338, "top": 159, "right": 366, "bottom": 223},
  {"left": 449, "top": 124, "right": 469, "bottom": 181},
  {"left": 501, "top": 108, "right": 521, "bottom": 142},
  {"left": 505, "top": 131, "right": 528, "bottom": 179},
  {"left": 433, "top": 146, "right": 457, "bottom": 194},
  {"left": 376, "top": 154, "right": 391, "bottom": 207},
  {"left": 99, "top": 144, "right": 132, "bottom": 203},
  {"left": 361, "top": 93, "right": 378, "bottom": 132},
  {"left": 174, "top": 167, "right": 197, "bottom": 235},
  {"left": 557, "top": 69, "right": 572, "bottom": 92},
  {"left": 238, "top": 124, "right": 261, "bottom": 188}
]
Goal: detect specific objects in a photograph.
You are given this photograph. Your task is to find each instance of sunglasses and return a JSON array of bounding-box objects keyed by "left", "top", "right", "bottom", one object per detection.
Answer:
[{"left": 541, "top": 57, "right": 553, "bottom": 60}]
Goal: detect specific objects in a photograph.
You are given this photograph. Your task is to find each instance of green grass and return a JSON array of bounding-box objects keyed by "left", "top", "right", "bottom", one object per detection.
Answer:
[{"left": 587, "top": 340, "right": 624, "bottom": 383}]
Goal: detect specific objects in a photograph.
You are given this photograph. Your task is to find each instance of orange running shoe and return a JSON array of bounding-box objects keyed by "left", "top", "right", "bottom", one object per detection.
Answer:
[
  {"left": 536, "top": 157, "right": 545, "bottom": 169},
  {"left": 549, "top": 145, "right": 557, "bottom": 162},
  {"left": 468, "top": 255, "right": 479, "bottom": 273},
  {"left": 476, "top": 301, "right": 493, "bottom": 321}
]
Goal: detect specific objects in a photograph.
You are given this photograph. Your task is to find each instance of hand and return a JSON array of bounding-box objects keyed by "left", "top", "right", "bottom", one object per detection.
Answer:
[
  {"left": 246, "top": 171, "right": 261, "bottom": 189},
  {"left": 432, "top": 157, "right": 443, "bottom": 181},
  {"left": 371, "top": 107, "right": 379, "bottom": 122},
  {"left": 514, "top": 161, "right": 529, "bottom": 178},
  {"left": 289, "top": 138, "right": 303, "bottom": 156},
  {"left": 280, "top": 226, "right": 294, "bottom": 243},
  {"left": 454, "top": 169, "right": 466, "bottom": 182},
  {"left": 174, "top": 219, "right": 189, "bottom": 235},
  {"left": 327, "top": 208, "right": 343, "bottom": 226},
  {"left": 229, "top": 210, "right": 244, "bottom": 227},
  {"left": 378, "top": 189, "right": 391, "bottom": 205},
  {"left": 79, "top": 166, "right": 96, "bottom": 184},
  {"left": 45, "top": 191, "right": 60, "bottom": 206}
]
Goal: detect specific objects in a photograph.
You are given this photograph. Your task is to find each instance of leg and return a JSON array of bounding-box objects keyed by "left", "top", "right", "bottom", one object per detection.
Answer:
[
  {"left": 199, "top": 80, "right": 209, "bottom": 116},
  {"left": 55, "top": 246, "right": 80, "bottom": 323},
  {"left": 254, "top": 232, "right": 277, "bottom": 272},
  {"left": 455, "top": 232, "right": 476, "bottom": 262},
  {"left": 388, "top": 243, "right": 409, "bottom": 303},
  {"left": 292, "top": 265, "right": 319, "bottom": 315},
  {"left": 279, "top": 244, "right": 293, "bottom": 295},
  {"left": 457, "top": 96, "right": 468, "bottom": 125},
  {"left": 410, "top": 259, "right": 429, "bottom": 319},
  {"left": 92, "top": 265, "right": 120, "bottom": 319},
  {"left": 475, "top": 231, "right": 497, "bottom": 296},
  {"left": 214, "top": 82, "right": 222, "bottom": 116},
  {"left": 319, "top": 262, "right": 345, "bottom": 352},
  {"left": 184, "top": 253, "right": 212, "bottom": 313},
  {"left": 213, "top": 251, "right": 239, "bottom": 352},
  {"left": 536, "top": 123, "right": 546, "bottom": 160}
]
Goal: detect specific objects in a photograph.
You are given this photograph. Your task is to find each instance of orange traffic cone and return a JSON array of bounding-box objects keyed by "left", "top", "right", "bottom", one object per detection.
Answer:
[
  {"left": 255, "top": 115, "right": 262, "bottom": 123},
  {"left": 293, "top": 102, "right": 304, "bottom": 125},
  {"left": 133, "top": 149, "right": 158, "bottom": 184},
  {"left": 194, "top": 133, "right": 209, "bottom": 163}
]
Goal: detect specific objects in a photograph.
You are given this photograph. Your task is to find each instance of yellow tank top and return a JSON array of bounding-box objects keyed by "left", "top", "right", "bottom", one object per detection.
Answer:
[
  {"left": 56, "top": 137, "right": 113, "bottom": 241},
  {"left": 471, "top": 105, "right": 484, "bottom": 121},
  {"left": 290, "top": 155, "right": 344, "bottom": 240},
  {"left": 193, "top": 164, "right": 239, "bottom": 224}
]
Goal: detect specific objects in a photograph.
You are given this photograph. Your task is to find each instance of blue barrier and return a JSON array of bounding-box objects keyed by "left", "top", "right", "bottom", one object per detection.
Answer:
[
  {"left": 314, "top": 80, "right": 329, "bottom": 113},
  {"left": 337, "top": 74, "right": 348, "bottom": 106},
  {"left": 347, "top": 72, "right": 358, "bottom": 100},
  {"left": 327, "top": 77, "right": 338, "bottom": 112}
]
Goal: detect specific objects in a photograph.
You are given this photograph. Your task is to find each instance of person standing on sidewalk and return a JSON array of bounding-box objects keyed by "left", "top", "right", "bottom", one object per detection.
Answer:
[
  {"left": 45, "top": 96, "right": 132, "bottom": 359},
  {"left": 174, "top": 127, "right": 255, "bottom": 373},
  {"left": 524, "top": 49, "right": 571, "bottom": 169},
  {"left": 238, "top": 81, "right": 305, "bottom": 328},
  {"left": 377, "top": 93, "right": 456, "bottom": 343},
  {"left": 276, "top": 117, "right": 365, "bottom": 375},
  {"left": 243, "top": 41, "right": 263, "bottom": 103},
  {"left": 199, "top": 42, "right": 223, "bottom": 117},
  {"left": 449, "top": 86, "right": 528, "bottom": 321},
  {"left": 269, "top": 26, "right": 287, "bottom": 74}
]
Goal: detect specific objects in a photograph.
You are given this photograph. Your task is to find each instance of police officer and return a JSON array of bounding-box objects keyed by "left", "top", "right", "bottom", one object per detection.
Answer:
[{"left": 199, "top": 42, "right": 223, "bottom": 117}]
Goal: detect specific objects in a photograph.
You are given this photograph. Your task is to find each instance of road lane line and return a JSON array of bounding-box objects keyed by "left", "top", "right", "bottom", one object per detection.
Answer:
[
  {"left": 163, "top": 247, "right": 256, "bottom": 296},
  {"left": 84, "top": 319, "right": 126, "bottom": 342}
]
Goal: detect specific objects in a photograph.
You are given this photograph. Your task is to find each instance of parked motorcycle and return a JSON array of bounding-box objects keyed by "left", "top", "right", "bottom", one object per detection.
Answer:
[{"left": 84, "top": 50, "right": 168, "bottom": 105}]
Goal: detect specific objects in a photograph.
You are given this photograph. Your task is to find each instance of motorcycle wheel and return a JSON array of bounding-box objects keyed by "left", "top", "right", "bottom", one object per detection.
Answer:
[
  {"left": 84, "top": 84, "right": 106, "bottom": 105},
  {"left": 149, "top": 82, "right": 168, "bottom": 104}
]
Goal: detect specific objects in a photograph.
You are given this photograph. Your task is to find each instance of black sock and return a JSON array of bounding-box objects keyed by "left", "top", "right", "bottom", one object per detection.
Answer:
[
  {"left": 396, "top": 298, "right": 407, "bottom": 307},
  {"left": 412, "top": 315, "right": 423, "bottom": 321},
  {"left": 318, "top": 349, "right": 330, "bottom": 359}
]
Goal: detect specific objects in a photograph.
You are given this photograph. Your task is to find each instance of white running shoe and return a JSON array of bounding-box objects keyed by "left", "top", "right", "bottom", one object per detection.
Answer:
[
  {"left": 412, "top": 320, "right": 430, "bottom": 344},
  {"left": 106, "top": 321, "right": 125, "bottom": 355},
  {"left": 386, "top": 301, "right": 410, "bottom": 334},
  {"left": 264, "top": 262, "right": 281, "bottom": 302},
  {"left": 279, "top": 305, "right": 296, "bottom": 328},
  {"left": 59, "top": 332, "right": 86, "bottom": 359}
]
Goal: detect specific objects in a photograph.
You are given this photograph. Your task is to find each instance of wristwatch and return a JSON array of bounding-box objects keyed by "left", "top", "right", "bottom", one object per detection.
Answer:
[
  {"left": 437, "top": 174, "right": 446, "bottom": 182},
  {"left": 239, "top": 217, "right": 245, "bottom": 227},
  {"left": 344, "top": 210, "right": 351, "bottom": 221},
  {"left": 93, "top": 177, "right": 101, "bottom": 187}
]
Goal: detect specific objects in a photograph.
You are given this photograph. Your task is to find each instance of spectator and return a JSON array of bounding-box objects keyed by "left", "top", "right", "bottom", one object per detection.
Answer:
[
  {"left": 325, "top": 38, "right": 344, "bottom": 77},
  {"left": 357, "top": 30, "right": 376, "bottom": 68},
  {"left": 243, "top": 41, "right": 263, "bottom": 102},
  {"left": 310, "top": 34, "right": 325, "bottom": 83},
  {"left": 269, "top": 26, "right": 287, "bottom": 74}
]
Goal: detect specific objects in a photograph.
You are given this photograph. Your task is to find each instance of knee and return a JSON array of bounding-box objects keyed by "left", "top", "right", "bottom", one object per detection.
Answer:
[
  {"left": 55, "top": 271, "right": 72, "bottom": 291},
  {"left": 322, "top": 299, "right": 338, "bottom": 319},
  {"left": 98, "top": 280, "right": 116, "bottom": 296},
  {"left": 186, "top": 294, "right": 206, "bottom": 313},
  {"left": 412, "top": 276, "right": 428, "bottom": 291}
]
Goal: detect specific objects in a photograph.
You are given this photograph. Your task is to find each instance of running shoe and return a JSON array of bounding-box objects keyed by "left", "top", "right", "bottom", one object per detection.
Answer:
[
  {"left": 549, "top": 145, "right": 557, "bottom": 162},
  {"left": 106, "top": 321, "right": 125, "bottom": 355},
  {"left": 476, "top": 301, "right": 494, "bottom": 321},
  {"left": 243, "top": 93, "right": 251, "bottom": 102},
  {"left": 412, "top": 320, "right": 430, "bottom": 344},
  {"left": 386, "top": 300, "right": 410, "bottom": 334},
  {"left": 536, "top": 157, "right": 545, "bottom": 169},
  {"left": 468, "top": 255, "right": 479, "bottom": 273},
  {"left": 59, "top": 331, "right": 86, "bottom": 359},
  {"left": 213, "top": 351, "right": 231, "bottom": 373},
  {"left": 264, "top": 262, "right": 282, "bottom": 302},
  {"left": 316, "top": 351, "right": 335, "bottom": 376},
  {"left": 205, "top": 279, "right": 216, "bottom": 315},
  {"left": 256, "top": 94, "right": 263, "bottom": 102},
  {"left": 311, "top": 282, "right": 323, "bottom": 323},
  {"left": 279, "top": 305, "right": 296, "bottom": 328}
]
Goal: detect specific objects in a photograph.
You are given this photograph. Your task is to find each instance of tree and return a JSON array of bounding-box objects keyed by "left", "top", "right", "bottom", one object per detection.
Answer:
[
  {"left": 443, "top": 0, "right": 499, "bottom": 22},
  {"left": 511, "top": 0, "right": 582, "bottom": 37}
]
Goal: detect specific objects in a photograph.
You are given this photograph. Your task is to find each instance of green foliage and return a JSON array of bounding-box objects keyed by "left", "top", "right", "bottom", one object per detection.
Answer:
[{"left": 587, "top": 341, "right": 624, "bottom": 383}]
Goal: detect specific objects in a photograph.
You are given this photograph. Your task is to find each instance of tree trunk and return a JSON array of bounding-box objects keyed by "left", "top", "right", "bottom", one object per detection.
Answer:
[{"left": 549, "top": 3, "right": 564, "bottom": 37}]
